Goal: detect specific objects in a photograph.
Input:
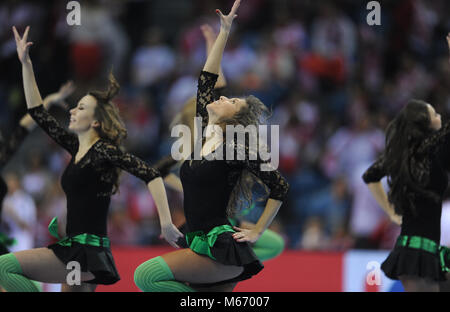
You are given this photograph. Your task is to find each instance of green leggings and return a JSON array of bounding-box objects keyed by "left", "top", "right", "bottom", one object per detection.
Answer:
[
  {"left": 134, "top": 229, "right": 284, "bottom": 292},
  {"left": 0, "top": 253, "right": 41, "bottom": 292},
  {"left": 134, "top": 256, "right": 195, "bottom": 292},
  {"left": 252, "top": 228, "right": 285, "bottom": 262}
]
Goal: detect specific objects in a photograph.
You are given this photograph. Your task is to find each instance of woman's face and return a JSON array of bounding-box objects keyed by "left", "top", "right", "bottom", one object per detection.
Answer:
[
  {"left": 427, "top": 104, "right": 441, "bottom": 131},
  {"left": 69, "top": 95, "right": 99, "bottom": 133},
  {"left": 206, "top": 96, "right": 247, "bottom": 121}
]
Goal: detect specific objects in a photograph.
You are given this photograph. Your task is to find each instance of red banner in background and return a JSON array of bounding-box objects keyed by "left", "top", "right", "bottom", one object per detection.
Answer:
[{"left": 96, "top": 247, "right": 343, "bottom": 292}]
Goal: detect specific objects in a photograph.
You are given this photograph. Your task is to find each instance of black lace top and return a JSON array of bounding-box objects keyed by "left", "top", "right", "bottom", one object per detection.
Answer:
[
  {"left": 28, "top": 105, "right": 161, "bottom": 237},
  {"left": 362, "top": 121, "right": 450, "bottom": 243},
  {"left": 0, "top": 125, "right": 28, "bottom": 214},
  {"left": 180, "top": 71, "right": 289, "bottom": 233},
  {"left": 155, "top": 86, "right": 227, "bottom": 178}
]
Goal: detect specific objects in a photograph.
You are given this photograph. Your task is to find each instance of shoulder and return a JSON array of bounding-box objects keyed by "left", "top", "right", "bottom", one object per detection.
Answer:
[{"left": 93, "top": 140, "right": 123, "bottom": 157}]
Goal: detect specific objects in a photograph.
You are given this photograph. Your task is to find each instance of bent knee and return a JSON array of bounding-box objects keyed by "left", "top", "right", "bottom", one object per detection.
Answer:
[
  {"left": 134, "top": 256, "right": 172, "bottom": 291},
  {"left": 133, "top": 262, "right": 148, "bottom": 289},
  {"left": 272, "top": 234, "right": 285, "bottom": 256}
]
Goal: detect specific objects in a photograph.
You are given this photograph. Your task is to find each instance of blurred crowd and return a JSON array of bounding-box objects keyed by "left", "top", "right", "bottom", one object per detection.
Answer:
[{"left": 1, "top": 0, "right": 450, "bottom": 252}]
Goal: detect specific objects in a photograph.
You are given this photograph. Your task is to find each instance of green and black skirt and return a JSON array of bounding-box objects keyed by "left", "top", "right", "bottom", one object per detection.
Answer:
[
  {"left": 179, "top": 222, "right": 264, "bottom": 287},
  {"left": 46, "top": 217, "right": 120, "bottom": 285},
  {"left": 381, "top": 235, "right": 450, "bottom": 282}
]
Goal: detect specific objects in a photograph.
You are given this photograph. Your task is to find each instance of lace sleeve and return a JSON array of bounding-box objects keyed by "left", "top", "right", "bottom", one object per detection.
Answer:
[
  {"left": 154, "top": 155, "right": 178, "bottom": 178},
  {"left": 28, "top": 105, "right": 78, "bottom": 154},
  {"left": 0, "top": 125, "right": 28, "bottom": 168},
  {"left": 196, "top": 71, "right": 219, "bottom": 130},
  {"left": 362, "top": 155, "right": 387, "bottom": 183},
  {"left": 97, "top": 141, "right": 161, "bottom": 183},
  {"left": 225, "top": 141, "right": 290, "bottom": 201}
]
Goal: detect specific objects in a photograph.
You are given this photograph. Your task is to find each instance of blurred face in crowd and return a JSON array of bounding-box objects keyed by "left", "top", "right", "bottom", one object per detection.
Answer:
[
  {"left": 5, "top": 174, "right": 21, "bottom": 194},
  {"left": 207, "top": 96, "right": 247, "bottom": 122},
  {"left": 69, "top": 95, "right": 100, "bottom": 133},
  {"left": 427, "top": 104, "right": 442, "bottom": 131}
]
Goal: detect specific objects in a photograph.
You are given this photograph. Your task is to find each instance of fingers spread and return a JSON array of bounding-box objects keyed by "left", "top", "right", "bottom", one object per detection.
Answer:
[
  {"left": 215, "top": 9, "right": 224, "bottom": 18},
  {"left": 230, "top": 0, "right": 241, "bottom": 15},
  {"left": 12, "top": 26, "right": 20, "bottom": 42},
  {"left": 23, "top": 26, "right": 30, "bottom": 42}
]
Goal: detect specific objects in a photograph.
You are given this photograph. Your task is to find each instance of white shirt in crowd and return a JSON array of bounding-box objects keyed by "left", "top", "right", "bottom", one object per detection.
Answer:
[
  {"left": 349, "top": 163, "right": 387, "bottom": 237},
  {"left": 2, "top": 189, "right": 37, "bottom": 252},
  {"left": 440, "top": 200, "right": 450, "bottom": 246}
]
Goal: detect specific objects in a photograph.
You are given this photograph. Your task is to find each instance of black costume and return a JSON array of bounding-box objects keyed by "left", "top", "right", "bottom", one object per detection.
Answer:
[
  {"left": 28, "top": 104, "right": 161, "bottom": 285},
  {"left": 176, "top": 71, "right": 289, "bottom": 285},
  {"left": 0, "top": 125, "right": 28, "bottom": 255},
  {"left": 363, "top": 121, "right": 450, "bottom": 281}
]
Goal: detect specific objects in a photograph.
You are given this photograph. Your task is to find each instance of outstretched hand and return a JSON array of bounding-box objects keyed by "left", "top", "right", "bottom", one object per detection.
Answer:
[
  {"left": 43, "top": 81, "right": 76, "bottom": 110},
  {"left": 216, "top": 0, "right": 241, "bottom": 32},
  {"left": 57, "top": 81, "right": 76, "bottom": 101},
  {"left": 12, "top": 26, "right": 33, "bottom": 64}
]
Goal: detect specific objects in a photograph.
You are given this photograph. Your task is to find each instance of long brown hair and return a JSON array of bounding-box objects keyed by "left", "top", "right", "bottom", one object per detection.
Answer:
[
  {"left": 88, "top": 72, "right": 127, "bottom": 146},
  {"left": 88, "top": 72, "right": 127, "bottom": 194},
  {"left": 384, "top": 99, "right": 438, "bottom": 216},
  {"left": 172, "top": 94, "right": 273, "bottom": 217},
  {"left": 219, "top": 95, "right": 272, "bottom": 218}
]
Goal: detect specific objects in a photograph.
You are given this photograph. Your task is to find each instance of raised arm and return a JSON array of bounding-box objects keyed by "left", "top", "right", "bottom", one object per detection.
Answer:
[
  {"left": 13, "top": 26, "right": 78, "bottom": 154},
  {"left": 201, "top": 24, "right": 227, "bottom": 89},
  {"left": 13, "top": 26, "right": 43, "bottom": 110},
  {"left": 19, "top": 81, "right": 75, "bottom": 132},
  {"left": 202, "top": 0, "right": 240, "bottom": 74},
  {"left": 0, "top": 80, "right": 71, "bottom": 165},
  {"left": 196, "top": 1, "right": 240, "bottom": 127}
]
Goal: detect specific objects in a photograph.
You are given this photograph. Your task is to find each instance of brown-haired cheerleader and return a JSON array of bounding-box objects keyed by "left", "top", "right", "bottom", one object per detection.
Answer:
[
  {"left": 363, "top": 33, "right": 450, "bottom": 292},
  {"left": 0, "top": 26, "right": 182, "bottom": 292},
  {"left": 155, "top": 23, "right": 285, "bottom": 275},
  {"left": 133, "top": 0, "right": 289, "bottom": 292}
]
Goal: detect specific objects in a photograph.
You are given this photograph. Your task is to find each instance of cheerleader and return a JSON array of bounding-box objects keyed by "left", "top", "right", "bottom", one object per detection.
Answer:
[
  {"left": 157, "top": 24, "right": 284, "bottom": 267},
  {"left": 134, "top": 0, "right": 289, "bottom": 292},
  {"left": 0, "top": 26, "right": 182, "bottom": 292},
  {"left": 362, "top": 33, "right": 450, "bottom": 292}
]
